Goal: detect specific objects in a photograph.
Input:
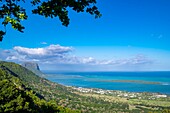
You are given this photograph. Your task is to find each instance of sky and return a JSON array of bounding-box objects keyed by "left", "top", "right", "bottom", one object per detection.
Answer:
[{"left": 0, "top": 0, "right": 170, "bottom": 71}]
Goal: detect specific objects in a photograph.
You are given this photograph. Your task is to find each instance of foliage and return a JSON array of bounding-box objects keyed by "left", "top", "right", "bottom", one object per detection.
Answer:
[
  {"left": 0, "top": 0, "right": 101, "bottom": 41},
  {"left": 0, "top": 63, "right": 79, "bottom": 113}
]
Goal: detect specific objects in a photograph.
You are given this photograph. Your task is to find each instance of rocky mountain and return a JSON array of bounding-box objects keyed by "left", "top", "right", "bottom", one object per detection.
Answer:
[
  {"left": 22, "top": 62, "right": 40, "bottom": 70},
  {"left": 22, "top": 62, "right": 45, "bottom": 77}
]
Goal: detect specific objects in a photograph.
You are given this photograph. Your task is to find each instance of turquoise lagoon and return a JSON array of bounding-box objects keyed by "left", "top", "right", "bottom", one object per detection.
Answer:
[{"left": 44, "top": 71, "right": 170, "bottom": 95}]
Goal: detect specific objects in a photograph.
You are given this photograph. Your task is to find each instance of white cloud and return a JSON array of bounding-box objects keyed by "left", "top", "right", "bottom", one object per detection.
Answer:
[
  {"left": 41, "top": 42, "right": 47, "bottom": 45},
  {"left": 95, "top": 55, "right": 152, "bottom": 65},
  {"left": 71, "top": 57, "right": 97, "bottom": 64},
  {"left": 4, "top": 44, "right": 72, "bottom": 62},
  {"left": 0, "top": 44, "right": 153, "bottom": 71},
  {"left": 14, "top": 44, "right": 72, "bottom": 56}
]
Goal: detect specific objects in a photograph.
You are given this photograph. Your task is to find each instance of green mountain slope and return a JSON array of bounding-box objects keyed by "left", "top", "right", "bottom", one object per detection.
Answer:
[{"left": 0, "top": 61, "right": 79, "bottom": 113}]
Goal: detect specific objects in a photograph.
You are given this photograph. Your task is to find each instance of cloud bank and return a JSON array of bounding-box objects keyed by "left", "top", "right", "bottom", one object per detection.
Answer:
[{"left": 0, "top": 44, "right": 153, "bottom": 71}]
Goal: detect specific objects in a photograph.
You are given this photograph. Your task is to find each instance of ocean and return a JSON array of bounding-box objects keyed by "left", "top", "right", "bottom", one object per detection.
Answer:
[{"left": 44, "top": 71, "right": 170, "bottom": 95}]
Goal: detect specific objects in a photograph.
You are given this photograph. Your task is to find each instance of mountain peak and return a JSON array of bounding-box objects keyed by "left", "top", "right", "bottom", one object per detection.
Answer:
[
  {"left": 22, "top": 62, "right": 45, "bottom": 77},
  {"left": 22, "top": 62, "right": 40, "bottom": 71}
]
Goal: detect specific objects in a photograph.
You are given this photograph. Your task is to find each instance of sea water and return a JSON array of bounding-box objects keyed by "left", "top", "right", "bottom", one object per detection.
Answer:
[{"left": 44, "top": 71, "right": 170, "bottom": 95}]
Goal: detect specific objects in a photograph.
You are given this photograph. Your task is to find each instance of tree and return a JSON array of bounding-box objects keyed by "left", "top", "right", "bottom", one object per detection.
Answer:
[
  {"left": 0, "top": 0, "right": 101, "bottom": 41},
  {"left": 0, "top": 68, "right": 80, "bottom": 113}
]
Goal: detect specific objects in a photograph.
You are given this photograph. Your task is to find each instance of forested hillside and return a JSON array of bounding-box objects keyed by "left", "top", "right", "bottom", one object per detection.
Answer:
[{"left": 0, "top": 61, "right": 79, "bottom": 113}]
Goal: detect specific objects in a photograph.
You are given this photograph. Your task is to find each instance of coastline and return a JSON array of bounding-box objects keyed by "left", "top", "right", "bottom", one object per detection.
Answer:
[
  {"left": 67, "top": 86, "right": 170, "bottom": 110},
  {"left": 67, "top": 86, "right": 169, "bottom": 98}
]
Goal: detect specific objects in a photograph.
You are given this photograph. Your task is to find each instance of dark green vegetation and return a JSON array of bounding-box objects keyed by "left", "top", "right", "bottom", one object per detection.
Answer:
[
  {"left": 0, "top": 0, "right": 101, "bottom": 41},
  {"left": 0, "top": 61, "right": 170, "bottom": 113},
  {"left": 0, "top": 61, "right": 79, "bottom": 113}
]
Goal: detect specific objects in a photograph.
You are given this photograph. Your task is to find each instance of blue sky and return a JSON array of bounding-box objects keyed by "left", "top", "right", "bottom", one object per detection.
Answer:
[{"left": 0, "top": 0, "right": 170, "bottom": 71}]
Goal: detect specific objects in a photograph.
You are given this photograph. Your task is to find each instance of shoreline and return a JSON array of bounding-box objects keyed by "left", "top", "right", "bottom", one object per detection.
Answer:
[
  {"left": 67, "top": 86, "right": 169, "bottom": 100},
  {"left": 62, "top": 82, "right": 170, "bottom": 96},
  {"left": 66, "top": 85, "right": 169, "bottom": 97}
]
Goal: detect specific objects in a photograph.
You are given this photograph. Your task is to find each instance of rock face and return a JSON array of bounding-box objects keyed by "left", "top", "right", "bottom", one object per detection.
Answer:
[
  {"left": 22, "top": 62, "right": 40, "bottom": 71},
  {"left": 22, "top": 62, "right": 45, "bottom": 77}
]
